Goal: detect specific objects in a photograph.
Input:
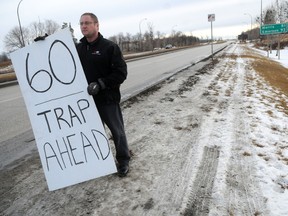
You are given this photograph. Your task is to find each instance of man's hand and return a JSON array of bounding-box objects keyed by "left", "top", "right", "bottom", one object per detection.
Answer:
[
  {"left": 34, "top": 33, "right": 49, "bottom": 42},
  {"left": 87, "top": 82, "right": 100, "bottom": 95}
]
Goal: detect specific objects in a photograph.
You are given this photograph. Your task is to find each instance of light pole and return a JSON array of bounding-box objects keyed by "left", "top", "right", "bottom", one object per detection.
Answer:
[
  {"left": 139, "top": 18, "right": 147, "bottom": 51},
  {"left": 17, "top": 0, "right": 25, "bottom": 47},
  {"left": 244, "top": 13, "right": 252, "bottom": 39},
  {"left": 171, "top": 25, "right": 177, "bottom": 45},
  {"left": 242, "top": 22, "right": 249, "bottom": 31},
  {"left": 261, "top": 0, "right": 263, "bottom": 27},
  {"left": 171, "top": 25, "right": 177, "bottom": 36}
]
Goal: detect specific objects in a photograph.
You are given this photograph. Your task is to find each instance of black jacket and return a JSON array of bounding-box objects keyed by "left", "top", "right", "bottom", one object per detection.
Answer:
[{"left": 77, "top": 33, "right": 127, "bottom": 104}]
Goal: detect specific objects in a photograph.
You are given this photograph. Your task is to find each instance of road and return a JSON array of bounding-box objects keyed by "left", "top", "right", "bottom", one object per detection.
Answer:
[
  {"left": 121, "top": 43, "right": 229, "bottom": 99},
  {"left": 0, "top": 42, "right": 229, "bottom": 168}
]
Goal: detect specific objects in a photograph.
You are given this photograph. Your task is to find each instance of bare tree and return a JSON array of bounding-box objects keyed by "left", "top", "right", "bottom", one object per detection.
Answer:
[
  {"left": 278, "top": 0, "right": 288, "bottom": 23},
  {"left": 262, "top": 0, "right": 288, "bottom": 24},
  {"left": 45, "top": 19, "right": 60, "bottom": 35},
  {"left": 124, "top": 33, "right": 132, "bottom": 52},
  {"left": 108, "top": 35, "right": 118, "bottom": 44},
  {"left": 30, "top": 21, "right": 45, "bottom": 38},
  {"left": 264, "top": 8, "right": 277, "bottom": 24},
  {"left": 155, "top": 31, "right": 163, "bottom": 48},
  {"left": 256, "top": 0, "right": 288, "bottom": 25},
  {"left": 0, "top": 52, "right": 9, "bottom": 62},
  {"left": 4, "top": 19, "right": 60, "bottom": 52},
  {"left": 117, "top": 32, "right": 125, "bottom": 50},
  {"left": 4, "top": 26, "right": 29, "bottom": 51},
  {"left": 146, "top": 22, "right": 155, "bottom": 51}
]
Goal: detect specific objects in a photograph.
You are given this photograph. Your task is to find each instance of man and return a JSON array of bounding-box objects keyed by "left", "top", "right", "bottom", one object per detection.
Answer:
[{"left": 76, "top": 12, "right": 130, "bottom": 177}]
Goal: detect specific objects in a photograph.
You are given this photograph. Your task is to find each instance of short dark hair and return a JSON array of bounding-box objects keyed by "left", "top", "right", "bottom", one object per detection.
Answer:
[{"left": 81, "top": 13, "right": 98, "bottom": 23}]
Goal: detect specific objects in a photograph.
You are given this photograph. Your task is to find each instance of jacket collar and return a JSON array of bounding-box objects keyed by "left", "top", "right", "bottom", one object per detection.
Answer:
[{"left": 80, "top": 32, "right": 103, "bottom": 45}]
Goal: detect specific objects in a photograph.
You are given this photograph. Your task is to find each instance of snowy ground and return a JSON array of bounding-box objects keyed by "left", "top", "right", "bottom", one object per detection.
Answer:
[
  {"left": 257, "top": 46, "right": 288, "bottom": 68},
  {"left": 244, "top": 46, "right": 288, "bottom": 216},
  {"left": 0, "top": 43, "right": 288, "bottom": 215}
]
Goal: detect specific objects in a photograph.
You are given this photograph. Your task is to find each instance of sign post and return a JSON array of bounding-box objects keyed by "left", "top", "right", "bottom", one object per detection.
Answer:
[
  {"left": 208, "top": 14, "right": 215, "bottom": 60},
  {"left": 10, "top": 29, "right": 117, "bottom": 191}
]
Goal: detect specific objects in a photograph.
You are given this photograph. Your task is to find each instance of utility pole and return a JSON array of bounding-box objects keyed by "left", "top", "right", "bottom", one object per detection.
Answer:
[{"left": 260, "top": 0, "right": 263, "bottom": 27}]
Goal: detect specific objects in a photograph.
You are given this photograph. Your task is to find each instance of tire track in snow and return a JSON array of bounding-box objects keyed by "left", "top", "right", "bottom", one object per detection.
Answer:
[
  {"left": 182, "top": 44, "right": 268, "bottom": 215},
  {"left": 225, "top": 46, "right": 269, "bottom": 216}
]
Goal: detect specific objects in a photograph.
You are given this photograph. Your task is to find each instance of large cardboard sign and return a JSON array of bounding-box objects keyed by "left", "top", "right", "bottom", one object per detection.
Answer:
[{"left": 10, "top": 29, "right": 117, "bottom": 191}]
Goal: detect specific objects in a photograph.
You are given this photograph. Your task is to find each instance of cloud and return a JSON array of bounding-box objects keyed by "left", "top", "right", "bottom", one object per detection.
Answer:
[{"left": 0, "top": 0, "right": 271, "bottom": 52}]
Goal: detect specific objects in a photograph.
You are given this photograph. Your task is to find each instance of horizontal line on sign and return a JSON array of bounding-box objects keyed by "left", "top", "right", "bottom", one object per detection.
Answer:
[{"left": 35, "top": 91, "right": 85, "bottom": 106}]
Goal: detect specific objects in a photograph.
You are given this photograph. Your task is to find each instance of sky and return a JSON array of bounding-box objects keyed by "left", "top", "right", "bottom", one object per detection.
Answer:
[{"left": 0, "top": 0, "right": 275, "bottom": 53}]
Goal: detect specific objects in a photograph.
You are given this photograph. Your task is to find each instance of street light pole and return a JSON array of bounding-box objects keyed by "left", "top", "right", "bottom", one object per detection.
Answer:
[
  {"left": 244, "top": 13, "right": 252, "bottom": 39},
  {"left": 171, "top": 25, "right": 177, "bottom": 36},
  {"left": 139, "top": 18, "right": 147, "bottom": 51},
  {"left": 171, "top": 25, "right": 177, "bottom": 46},
  {"left": 244, "top": 13, "right": 252, "bottom": 31},
  {"left": 17, "top": 0, "right": 25, "bottom": 47}
]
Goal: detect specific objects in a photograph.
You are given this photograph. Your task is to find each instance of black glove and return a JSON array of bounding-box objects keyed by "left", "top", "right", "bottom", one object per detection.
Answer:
[
  {"left": 87, "top": 82, "right": 100, "bottom": 95},
  {"left": 34, "top": 33, "right": 48, "bottom": 42}
]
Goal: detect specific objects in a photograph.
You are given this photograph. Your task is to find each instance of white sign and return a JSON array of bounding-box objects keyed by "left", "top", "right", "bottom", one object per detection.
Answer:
[
  {"left": 208, "top": 14, "right": 215, "bottom": 22},
  {"left": 10, "top": 29, "right": 117, "bottom": 191}
]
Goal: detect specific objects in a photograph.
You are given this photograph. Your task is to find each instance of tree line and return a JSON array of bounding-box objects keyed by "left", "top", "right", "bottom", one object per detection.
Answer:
[
  {"left": 3, "top": 20, "right": 77, "bottom": 52},
  {"left": 108, "top": 23, "right": 201, "bottom": 53},
  {"left": 241, "top": 0, "right": 288, "bottom": 41},
  {"left": 2, "top": 18, "right": 201, "bottom": 55}
]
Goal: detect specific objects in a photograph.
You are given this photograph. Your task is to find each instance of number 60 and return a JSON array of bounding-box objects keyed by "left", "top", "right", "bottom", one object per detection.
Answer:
[{"left": 26, "top": 40, "right": 76, "bottom": 93}]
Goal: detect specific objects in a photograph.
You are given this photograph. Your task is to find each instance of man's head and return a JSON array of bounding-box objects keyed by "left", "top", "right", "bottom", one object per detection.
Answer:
[{"left": 80, "top": 13, "right": 99, "bottom": 42}]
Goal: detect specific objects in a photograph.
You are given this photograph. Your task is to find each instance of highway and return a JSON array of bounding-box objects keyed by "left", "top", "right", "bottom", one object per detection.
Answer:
[
  {"left": 0, "top": 42, "right": 230, "bottom": 167},
  {"left": 121, "top": 43, "right": 229, "bottom": 99}
]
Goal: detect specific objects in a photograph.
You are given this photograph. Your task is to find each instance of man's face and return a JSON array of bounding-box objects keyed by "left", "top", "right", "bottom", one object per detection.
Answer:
[{"left": 80, "top": 15, "right": 99, "bottom": 39}]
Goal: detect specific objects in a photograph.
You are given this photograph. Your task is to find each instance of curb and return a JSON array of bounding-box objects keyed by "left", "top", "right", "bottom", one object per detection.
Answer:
[{"left": 0, "top": 80, "right": 18, "bottom": 88}]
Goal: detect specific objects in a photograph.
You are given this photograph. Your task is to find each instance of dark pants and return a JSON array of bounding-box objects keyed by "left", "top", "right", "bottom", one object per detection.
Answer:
[{"left": 96, "top": 103, "right": 130, "bottom": 165}]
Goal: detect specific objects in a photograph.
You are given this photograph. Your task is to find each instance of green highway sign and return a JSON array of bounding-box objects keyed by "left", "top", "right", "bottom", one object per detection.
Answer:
[{"left": 260, "top": 23, "right": 288, "bottom": 35}]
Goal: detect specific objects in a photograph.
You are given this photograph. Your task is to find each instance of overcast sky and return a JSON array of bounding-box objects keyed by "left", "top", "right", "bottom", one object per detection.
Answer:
[{"left": 0, "top": 0, "right": 275, "bottom": 52}]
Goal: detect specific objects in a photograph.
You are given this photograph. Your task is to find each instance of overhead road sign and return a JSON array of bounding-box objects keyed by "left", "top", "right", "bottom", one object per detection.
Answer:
[{"left": 260, "top": 23, "right": 288, "bottom": 35}]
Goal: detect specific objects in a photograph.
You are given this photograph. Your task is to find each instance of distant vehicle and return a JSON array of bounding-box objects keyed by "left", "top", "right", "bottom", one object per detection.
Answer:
[
  {"left": 165, "top": 44, "right": 173, "bottom": 49},
  {"left": 153, "top": 47, "right": 161, "bottom": 51}
]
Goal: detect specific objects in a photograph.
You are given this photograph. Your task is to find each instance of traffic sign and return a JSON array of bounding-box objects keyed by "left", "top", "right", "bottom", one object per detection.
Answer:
[
  {"left": 260, "top": 23, "right": 288, "bottom": 35},
  {"left": 208, "top": 14, "right": 215, "bottom": 22}
]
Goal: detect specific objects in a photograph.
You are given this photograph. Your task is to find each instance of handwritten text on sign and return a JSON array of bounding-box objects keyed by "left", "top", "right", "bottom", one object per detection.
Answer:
[{"left": 10, "top": 29, "right": 117, "bottom": 191}]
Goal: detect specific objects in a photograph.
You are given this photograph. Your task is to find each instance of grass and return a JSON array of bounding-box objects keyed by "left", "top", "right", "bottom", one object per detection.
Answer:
[
  {"left": 253, "top": 58, "right": 288, "bottom": 95},
  {"left": 241, "top": 46, "right": 288, "bottom": 115},
  {"left": 243, "top": 47, "right": 288, "bottom": 96}
]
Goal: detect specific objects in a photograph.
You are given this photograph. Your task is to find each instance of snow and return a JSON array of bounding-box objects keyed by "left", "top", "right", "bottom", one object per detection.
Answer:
[
  {"left": 257, "top": 46, "right": 288, "bottom": 68},
  {"left": 1, "top": 43, "right": 288, "bottom": 215},
  {"left": 236, "top": 45, "right": 288, "bottom": 215},
  {"left": 0, "top": 65, "right": 13, "bottom": 74},
  {"left": 175, "top": 44, "right": 288, "bottom": 215}
]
